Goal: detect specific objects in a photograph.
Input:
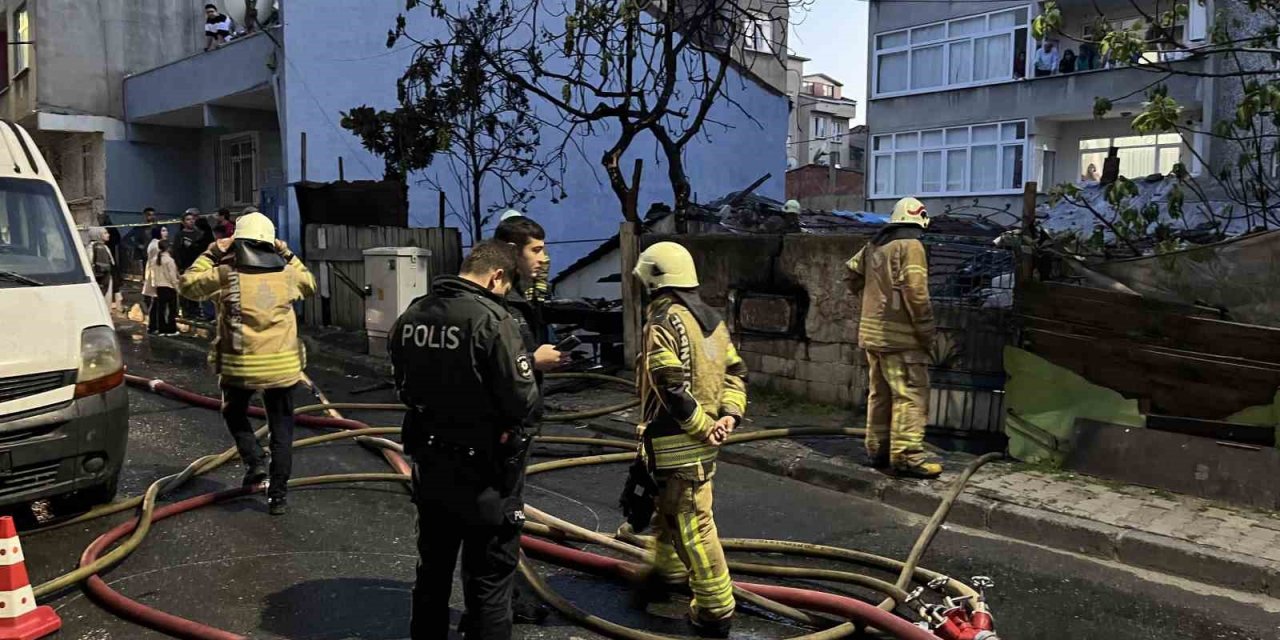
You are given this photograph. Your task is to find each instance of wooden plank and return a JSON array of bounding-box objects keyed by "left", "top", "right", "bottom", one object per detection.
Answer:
[
  {"left": 1023, "top": 329, "right": 1280, "bottom": 417},
  {"left": 1018, "top": 284, "right": 1280, "bottom": 364},
  {"left": 620, "top": 222, "right": 641, "bottom": 362}
]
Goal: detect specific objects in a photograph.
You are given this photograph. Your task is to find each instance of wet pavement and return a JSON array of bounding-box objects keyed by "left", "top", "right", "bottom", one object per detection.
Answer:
[{"left": 16, "top": 328, "right": 1280, "bottom": 639}]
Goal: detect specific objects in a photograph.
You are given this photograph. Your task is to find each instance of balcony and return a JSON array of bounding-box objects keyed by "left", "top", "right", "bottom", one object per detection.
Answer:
[{"left": 123, "top": 29, "right": 280, "bottom": 127}]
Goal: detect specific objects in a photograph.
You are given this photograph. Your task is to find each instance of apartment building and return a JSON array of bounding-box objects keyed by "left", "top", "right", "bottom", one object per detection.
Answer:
[
  {"left": 786, "top": 56, "right": 859, "bottom": 170},
  {"left": 864, "top": 0, "right": 1215, "bottom": 216}
]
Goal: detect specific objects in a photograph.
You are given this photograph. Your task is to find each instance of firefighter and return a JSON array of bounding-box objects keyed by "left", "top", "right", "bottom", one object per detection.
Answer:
[
  {"left": 845, "top": 196, "right": 941, "bottom": 479},
  {"left": 632, "top": 241, "right": 747, "bottom": 638},
  {"left": 178, "top": 212, "right": 317, "bottom": 515},
  {"left": 389, "top": 241, "right": 541, "bottom": 640}
]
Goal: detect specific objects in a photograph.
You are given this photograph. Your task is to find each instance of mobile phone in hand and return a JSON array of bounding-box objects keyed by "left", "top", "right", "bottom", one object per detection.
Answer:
[{"left": 554, "top": 335, "right": 582, "bottom": 352}]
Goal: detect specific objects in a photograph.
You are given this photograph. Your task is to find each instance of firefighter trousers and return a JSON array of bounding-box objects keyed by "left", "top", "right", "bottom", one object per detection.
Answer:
[
  {"left": 649, "top": 473, "right": 735, "bottom": 622},
  {"left": 865, "top": 349, "right": 931, "bottom": 466}
]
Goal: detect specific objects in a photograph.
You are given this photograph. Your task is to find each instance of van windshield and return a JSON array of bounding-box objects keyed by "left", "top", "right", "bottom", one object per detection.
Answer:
[{"left": 0, "top": 178, "right": 87, "bottom": 287}]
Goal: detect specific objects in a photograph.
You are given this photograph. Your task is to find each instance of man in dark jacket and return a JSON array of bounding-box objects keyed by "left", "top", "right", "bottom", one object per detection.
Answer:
[
  {"left": 176, "top": 208, "right": 210, "bottom": 319},
  {"left": 390, "top": 241, "right": 542, "bottom": 640}
]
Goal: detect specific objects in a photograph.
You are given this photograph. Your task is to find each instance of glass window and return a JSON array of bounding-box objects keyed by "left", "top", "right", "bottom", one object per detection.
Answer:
[
  {"left": 220, "top": 134, "right": 258, "bottom": 207},
  {"left": 974, "top": 33, "right": 1012, "bottom": 82},
  {"left": 1158, "top": 147, "right": 1181, "bottom": 172},
  {"left": 1080, "top": 138, "right": 1111, "bottom": 150},
  {"left": 0, "top": 178, "right": 88, "bottom": 287},
  {"left": 911, "top": 24, "right": 946, "bottom": 44},
  {"left": 972, "top": 125, "right": 999, "bottom": 143},
  {"left": 1118, "top": 146, "right": 1157, "bottom": 176},
  {"left": 1002, "top": 144, "right": 1025, "bottom": 188},
  {"left": 921, "top": 130, "right": 945, "bottom": 147},
  {"left": 946, "top": 128, "right": 969, "bottom": 145},
  {"left": 922, "top": 151, "right": 943, "bottom": 192},
  {"left": 874, "top": 155, "right": 892, "bottom": 194},
  {"left": 949, "top": 16, "right": 986, "bottom": 38},
  {"left": 910, "top": 45, "right": 945, "bottom": 90},
  {"left": 873, "top": 135, "right": 889, "bottom": 151},
  {"left": 946, "top": 149, "right": 968, "bottom": 191},
  {"left": 878, "top": 31, "right": 909, "bottom": 50},
  {"left": 895, "top": 132, "right": 919, "bottom": 149},
  {"left": 877, "top": 51, "right": 909, "bottom": 93},
  {"left": 971, "top": 145, "right": 998, "bottom": 191},
  {"left": 1115, "top": 134, "right": 1159, "bottom": 147},
  {"left": 1157, "top": 133, "right": 1182, "bottom": 144},
  {"left": 989, "top": 9, "right": 1023, "bottom": 29},
  {"left": 13, "top": 5, "right": 29, "bottom": 74},
  {"left": 948, "top": 41, "right": 973, "bottom": 84},
  {"left": 894, "top": 151, "right": 919, "bottom": 194}
]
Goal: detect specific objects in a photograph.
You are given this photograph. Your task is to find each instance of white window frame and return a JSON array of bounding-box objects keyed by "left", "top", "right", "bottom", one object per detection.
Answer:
[
  {"left": 811, "top": 115, "right": 830, "bottom": 141},
  {"left": 219, "top": 132, "right": 260, "bottom": 209},
  {"left": 872, "top": 5, "right": 1031, "bottom": 99},
  {"left": 870, "top": 119, "right": 1029, "bottom": 198},
  {"left": 743, "top": 12, "right": 772, "bottom": 53},
  {"left": 13, "top": 4, "right": 29, "bottom": 76},
  {"left": 1078, "top": 133, "right": 1186, "bottom": 179}
]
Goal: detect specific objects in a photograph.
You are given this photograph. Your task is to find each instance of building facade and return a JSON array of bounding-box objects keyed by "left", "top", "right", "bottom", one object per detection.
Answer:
[
  {"left": 786, "top": 58, "right": 859, "bottom": 170},
  {"left": 13, "top": 1, "right": 787, "bottom": 270},
  {"left": 864, "top": 0, "right": 1217, "bottom": 218}
]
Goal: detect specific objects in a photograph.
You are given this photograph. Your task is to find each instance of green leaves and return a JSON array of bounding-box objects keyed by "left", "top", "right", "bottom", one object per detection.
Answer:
[
  {"left": 1132, "top": 89, "right": 1183, "bottom": 134},
  {"left": 1093, "top": 97, "right": 1114, "bottom": 119},
  {"left": 1031, "top": 2, "right": 1061, "bottom": 41}
]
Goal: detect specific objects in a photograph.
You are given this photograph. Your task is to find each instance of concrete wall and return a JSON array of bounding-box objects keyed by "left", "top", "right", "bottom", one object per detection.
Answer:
[
  {"left": 29, "top": 0, "right": 204, "bottom": 119},
  {"left": 554, "top": 245, "right": 622, "bottom": 300},
  {"left": 643, "top": 233, "right": 872, "bottom": 406},
  {"left": 105, "top": 131, "right": 201, "bottom": 217},
  {"left": 277, "top": 1, "right": 788, "bottom": 270},
  {"left": 871, "top": 0, "right": 1030, "bottom": 34}
]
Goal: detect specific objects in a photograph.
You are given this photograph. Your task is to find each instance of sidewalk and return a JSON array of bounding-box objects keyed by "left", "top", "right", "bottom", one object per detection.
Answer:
[{"left": 146, "top": 319, "right": 1280, "bottom": 600}]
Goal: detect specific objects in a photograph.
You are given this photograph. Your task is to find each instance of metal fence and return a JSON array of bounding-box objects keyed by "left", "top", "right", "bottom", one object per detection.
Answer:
[{"left": 923, "top": 241, "right": 1016, "bottom": 449}]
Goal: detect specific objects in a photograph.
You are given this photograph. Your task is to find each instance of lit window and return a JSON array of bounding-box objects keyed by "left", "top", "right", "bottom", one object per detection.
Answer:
[
  {"left": 13, "top": 4, "right": 29, "bottom": 75},
  {"left": 1078, "top": 133, "right": 1185, "bottom": 179},
  {"left": 874, "top": 7, "right": 1029, "bottom": 97},
  {"left": 871, "top": 120, "right": 1028, "bottom": 197}
]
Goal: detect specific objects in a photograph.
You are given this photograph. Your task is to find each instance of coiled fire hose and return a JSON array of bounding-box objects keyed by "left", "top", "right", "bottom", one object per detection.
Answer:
[{"left": 27, "top": 370, "right": 1001, "bottom": 640}]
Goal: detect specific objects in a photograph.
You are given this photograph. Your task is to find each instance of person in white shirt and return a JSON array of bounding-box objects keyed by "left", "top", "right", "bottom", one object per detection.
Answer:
[
  {"left": 204, "top": 4, "right": 235, "bottom": 51},
  {"left": 1033, "top": 40, "right": 1060, "bottom": 77}
]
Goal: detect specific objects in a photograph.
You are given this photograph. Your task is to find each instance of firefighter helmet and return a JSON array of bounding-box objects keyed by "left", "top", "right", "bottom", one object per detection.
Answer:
[
  {"left": 234, "top": 211, "right": 276, "bottom": 244},
  {"left": 783, "top": 199, "right": 802, "bottom": 214},
  {"left": 889, "top": 197, "right": 930, "bottom": 228},
  {"left": 633, "top": 242, "right": 698, "bottom": 292}
]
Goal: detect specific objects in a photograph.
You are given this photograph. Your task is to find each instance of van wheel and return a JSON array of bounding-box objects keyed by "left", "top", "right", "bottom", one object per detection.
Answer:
[{"left": 55, "top": 475, "right": 120, "bottom": 515}]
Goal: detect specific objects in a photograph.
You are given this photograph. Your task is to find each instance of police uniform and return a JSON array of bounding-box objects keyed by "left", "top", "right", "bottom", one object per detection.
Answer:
[
  {"left": 389, "top": 275, "right": 541, "bottom": 640},
  {"left": 845, "top": 196, "right": 940, "bottom": 478},
  {"left": 636, "top": 280, "right": 747, "bottom": 632}
]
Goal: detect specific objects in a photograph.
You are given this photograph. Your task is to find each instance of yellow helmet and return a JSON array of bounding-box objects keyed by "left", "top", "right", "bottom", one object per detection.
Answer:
[
  {"left": 783, "top": 199, "right": 802, "bottom": 214},
  {"left": 234, "top": 211, "right": 276, "bottom": 244},
  {"left": 633, "top": 241, "right": 698, "bottom": 292},
  {"left": 889, "top": 197, "right": 929, "bottom": 228}
]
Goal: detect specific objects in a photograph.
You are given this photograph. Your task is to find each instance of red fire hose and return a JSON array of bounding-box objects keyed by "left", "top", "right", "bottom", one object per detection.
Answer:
[{"left": 79, "top": 374, "right": 953, "bottom": 640}]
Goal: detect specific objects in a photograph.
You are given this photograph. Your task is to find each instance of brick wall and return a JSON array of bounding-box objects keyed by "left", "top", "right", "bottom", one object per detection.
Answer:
[{"left": 737, "top": 336, "right": 868, "bottom": 407}]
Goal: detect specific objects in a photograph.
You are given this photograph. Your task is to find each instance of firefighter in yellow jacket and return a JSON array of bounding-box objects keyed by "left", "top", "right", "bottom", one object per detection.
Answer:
[
  {"left": 846, "top": 197, "right": 941, "bottom": 479},
  {"left": 632, "top": 242, "right": 747, "bottom": 637},
  {"left": 179, "top": 212, "right": 316, "bottom": 514}
]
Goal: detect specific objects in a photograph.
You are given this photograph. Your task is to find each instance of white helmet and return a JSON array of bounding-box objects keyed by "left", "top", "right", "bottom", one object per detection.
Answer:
[
  {"left": 783, "top": 199, "right": 802, "bottom": 214},
  {"left": 500, "top": 209, "right": 525, "bottom": 222},
  {"left": 889, "top": 197, "right": 929, "bottom": 228},
  {"left": 633, "top": 242, "right": 698, "bottom": 292},
  {"left": 234, "top": 211, "right": 276, "bottom": 244}
]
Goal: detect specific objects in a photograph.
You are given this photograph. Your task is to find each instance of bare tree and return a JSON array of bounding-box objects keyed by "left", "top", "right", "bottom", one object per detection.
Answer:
[
  {"left": 1036, "top": 0, "right": 1279, "bottom": 252},
  {"left": 384, "top": 0, "right": 801, "bottom": 225}
]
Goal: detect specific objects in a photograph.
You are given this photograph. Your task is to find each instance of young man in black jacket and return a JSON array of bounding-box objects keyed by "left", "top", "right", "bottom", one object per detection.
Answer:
[{"left": 390, "top": 241, "right": 542, "bottom": 640}]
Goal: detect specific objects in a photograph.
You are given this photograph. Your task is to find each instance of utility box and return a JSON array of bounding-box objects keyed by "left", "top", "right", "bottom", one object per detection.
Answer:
[{"left": 363, "top": 246, "right": 432, "bottom": 354}]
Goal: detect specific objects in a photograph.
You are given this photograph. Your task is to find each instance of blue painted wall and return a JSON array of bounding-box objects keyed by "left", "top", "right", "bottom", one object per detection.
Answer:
[{"left": 277, "top": 1, "right": 787, "bottom": 272}]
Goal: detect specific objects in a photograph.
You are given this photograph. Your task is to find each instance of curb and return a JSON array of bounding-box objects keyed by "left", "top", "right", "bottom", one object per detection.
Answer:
[{"left": 584, "top": 417, "right": 1280, "bottom": 599}]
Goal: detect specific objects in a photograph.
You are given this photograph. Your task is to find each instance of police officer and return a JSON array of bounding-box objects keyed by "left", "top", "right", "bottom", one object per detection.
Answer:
[
  {"left": 492, "top": 213, "right": 563, "bottom": 624},
  {"left": 845, "top": 196, "right": 941, "bottom": 478},
  {"left": 389, "top": 241, "right": 541, "bottom": 640},
  {"left": 631, "top": 242, "right": 748, "bottom": 638}
]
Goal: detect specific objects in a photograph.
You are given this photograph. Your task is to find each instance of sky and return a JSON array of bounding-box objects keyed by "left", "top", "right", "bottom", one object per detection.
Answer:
[{"left": 789, "top": 0, "right": 870, "bottom": 124}]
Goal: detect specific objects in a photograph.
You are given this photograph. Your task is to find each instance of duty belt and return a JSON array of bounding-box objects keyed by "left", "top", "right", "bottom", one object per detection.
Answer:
[{"left": 423, "top": 434, "right": 482, "bottom": 459}]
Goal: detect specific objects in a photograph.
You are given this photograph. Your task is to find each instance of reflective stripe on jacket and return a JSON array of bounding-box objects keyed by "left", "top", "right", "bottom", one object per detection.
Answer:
[
  {"left": 638, "top": 291, "right": 748, "bottom": 474},
  {"left": 846, "top": 225, "right": 936, "bottom": 352},
  {"left": 179, "top": 248, "right": 316, "bottom": 389}
]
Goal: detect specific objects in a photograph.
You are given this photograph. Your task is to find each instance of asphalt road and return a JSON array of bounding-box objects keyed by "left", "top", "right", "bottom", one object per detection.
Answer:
[{"left": 15, "top": 329, "right": 1280, "bottom": 640}]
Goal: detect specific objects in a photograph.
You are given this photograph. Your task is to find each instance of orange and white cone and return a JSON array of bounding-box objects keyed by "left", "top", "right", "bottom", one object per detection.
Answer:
[{"left": 0, "top": 516, "right": 60, "bottom": 640}]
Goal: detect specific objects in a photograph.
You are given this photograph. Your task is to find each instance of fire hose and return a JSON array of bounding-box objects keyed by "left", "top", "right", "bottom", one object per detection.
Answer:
[{"left": 28, "top": 371, "right": 1001, "bottom": 640}]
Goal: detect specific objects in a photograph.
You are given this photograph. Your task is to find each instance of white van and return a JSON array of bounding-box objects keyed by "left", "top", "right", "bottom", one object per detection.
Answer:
[{"left": 0, "top": 121, "right": 127, "bottom": 509}]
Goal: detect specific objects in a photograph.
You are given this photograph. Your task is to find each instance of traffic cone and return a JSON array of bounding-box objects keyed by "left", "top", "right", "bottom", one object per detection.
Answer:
[{"left": 0, "top": 516, "right": 60, "bottom": 639}]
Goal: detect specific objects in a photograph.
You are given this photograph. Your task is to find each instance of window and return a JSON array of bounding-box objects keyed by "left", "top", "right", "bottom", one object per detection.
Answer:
[
  {"left": 744, "top": 13, "right": 772, "bottom": 53},
  {"left": 811, "top": 115, "right": 829, "bottom": 141},
  {"left": 871, "top": 120, "right": 1027, "bottom": 197},
  {"left": 874, "top": 7, "right": 1028, "bottom": 97},
  {"left": 1078, "top": 133, "right": 1183, "bottom": 179},
  {"left": 220, "top": 133, "right": 259, "bottom": 208},
  {"left": 13, "top": 4, "right": 29, "bottom": 75}
]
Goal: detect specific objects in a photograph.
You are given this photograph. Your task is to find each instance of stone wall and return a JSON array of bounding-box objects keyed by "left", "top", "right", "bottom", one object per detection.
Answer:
[{"left": 644, "top": 233, "right": 872, "bottom": 407}]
